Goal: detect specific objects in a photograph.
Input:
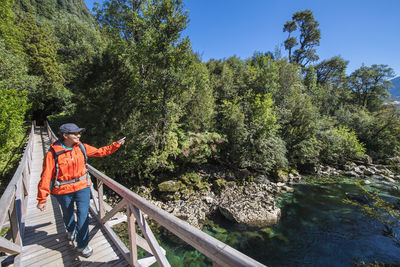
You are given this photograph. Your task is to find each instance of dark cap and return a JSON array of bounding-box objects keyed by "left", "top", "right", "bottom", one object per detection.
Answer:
[{"left": 59, "top": 123, "right": 85, "bottom": 134}]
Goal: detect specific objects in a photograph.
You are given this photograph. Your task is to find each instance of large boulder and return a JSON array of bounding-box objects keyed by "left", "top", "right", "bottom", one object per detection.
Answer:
[
  {"left": 156, "top": 190, "right": 218, "bottom": 229},
  {"left": 217, "top": 182, "right": 281, "bottom": 227},
  {"left": 218, "top": 202, "right": 281, "bottom": 227}
]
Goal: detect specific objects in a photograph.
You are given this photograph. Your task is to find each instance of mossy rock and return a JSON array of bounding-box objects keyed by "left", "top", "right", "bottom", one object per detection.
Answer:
[
  {"left": 186, "top": 172, "right": 202, "bottom": 183},
  {"left": 194, "top": 181, "right": 210, "bottom": 190},
  {"left": 180, "top": 188, "right": 194, "bottom": 199},
  {"left": 173, "top": 192, "right": 181, "bottom": 200},
  {"left": 178, "top": 175, "right": 191, "bottom": 185},
  {"left": 213, "top": 178, "right": 226, "bottom": 191},
  {"left": 158, "top": 180, "right": 185, "bottom": 192},
  {"left": 272, "top": 169, "right": 289, "bottom": 182}
]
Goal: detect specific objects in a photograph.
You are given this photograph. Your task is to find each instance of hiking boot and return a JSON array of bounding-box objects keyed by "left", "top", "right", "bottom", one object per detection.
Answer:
[
  {"left": 66, "top": 230, "right": 76, "bottom": 241},
  {"left": 77, "top": 245, "right": 93, "bottom": 258}
]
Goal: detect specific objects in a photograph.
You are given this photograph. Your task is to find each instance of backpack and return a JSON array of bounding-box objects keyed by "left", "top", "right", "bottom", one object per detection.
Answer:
[{"left": 49, "top": 142, "right": 89, "bottom": 192}]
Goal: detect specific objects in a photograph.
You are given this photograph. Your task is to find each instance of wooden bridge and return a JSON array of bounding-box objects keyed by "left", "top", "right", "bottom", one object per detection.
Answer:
[{"left": 0, "top": 123, "right": 266, "bottom": 266}]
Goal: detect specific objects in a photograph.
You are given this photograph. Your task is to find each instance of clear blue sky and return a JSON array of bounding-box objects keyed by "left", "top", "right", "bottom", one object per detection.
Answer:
[{"left": 84, "top": 0, "right": 400, "bottom": 77}]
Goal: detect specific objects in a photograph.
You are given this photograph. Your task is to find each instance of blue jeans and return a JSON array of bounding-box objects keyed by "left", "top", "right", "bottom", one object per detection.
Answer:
[{"left": 54, "top": 187, "right": 90, "bottom": 248}]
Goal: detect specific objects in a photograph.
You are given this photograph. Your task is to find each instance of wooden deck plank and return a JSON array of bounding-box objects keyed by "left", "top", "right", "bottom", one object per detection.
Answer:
[
  {"left": 19, "top": 127, "right": 128, "bottom": 266},
  {"left": 25, "top": 237, "right": 112, "bottom": 266}
]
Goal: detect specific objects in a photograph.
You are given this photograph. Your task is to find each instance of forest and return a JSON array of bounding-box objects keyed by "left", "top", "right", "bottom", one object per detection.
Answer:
[{"left": 1, "top": 0, "right": 399, "bottom": 190}]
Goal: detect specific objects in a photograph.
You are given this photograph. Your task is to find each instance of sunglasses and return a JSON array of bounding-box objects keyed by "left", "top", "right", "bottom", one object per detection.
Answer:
[{"left": 70, "top": 132, "right": 82, "bottom": 136}]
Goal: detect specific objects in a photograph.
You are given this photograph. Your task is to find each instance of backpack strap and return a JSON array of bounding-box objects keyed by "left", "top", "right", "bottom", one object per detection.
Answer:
[
  {"left": 78, "top": 143, "right": 88, "bottom": 167},
  {"left": 77, "top": 143, "right": 90, "bottom": 186},
  {"left": 50, "top": 147, "right": 69, "bottom": 181}
]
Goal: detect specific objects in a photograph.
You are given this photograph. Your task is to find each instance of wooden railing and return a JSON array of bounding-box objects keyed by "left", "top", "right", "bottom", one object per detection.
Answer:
[
  {"left": 46, "top": 122, "right": 265, "bottom": 267},
  {"left": 0, "top": 123, "right": 34, "bottom": 266}
]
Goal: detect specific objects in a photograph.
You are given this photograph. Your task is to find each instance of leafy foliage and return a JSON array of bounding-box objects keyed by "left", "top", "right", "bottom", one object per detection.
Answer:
[
  {"left": 0, "top": 87, "right": 28, "bottom": 155},
  {"left": 2, "top": 1, "right": 400, "bottom": 189},
  {"left": 0, "top": 0, "right": 24, "bottom": 54},
  {"left": 348, "top": 64, "right": 395, "bottom": 111},
  {"left": 336, "top": 106, "right": 400, "bottom": 158},
  {"left": 0, "top": 38, "right": 32, "bottom": 186},
  {"left": 319, "top": 125, "right": 366, "bottom": 164},
  {"left": 19, "top": 14, "right": 70, "bottom": 119}
]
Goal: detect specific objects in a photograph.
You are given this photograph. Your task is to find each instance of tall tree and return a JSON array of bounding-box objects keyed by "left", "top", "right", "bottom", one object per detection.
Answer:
[
  {"left": 78, "top": 0, "right": 217, "bottom": 178},
  {"left": 283, "top": 21, "right": 297, "bottom": 63},
  {"left": 348, "top": 64, "right": 394, "bottom": 111},
  {"left": 17, "top": 13, "right": 70, "bottom": 120},
  {"left": 274, "top": 60, "right": 320, "bottom": 167},
  {"left": 283, "top": 10, "right": 321, "bottom": 68}
]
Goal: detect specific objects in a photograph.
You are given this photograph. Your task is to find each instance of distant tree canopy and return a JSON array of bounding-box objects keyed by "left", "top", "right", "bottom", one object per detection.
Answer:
[
  {"left": 348, "top": 64, "right": 395, "bottom": 111},
  {"left": 1, "top": 2, "right": 399, "bottom": 187}
]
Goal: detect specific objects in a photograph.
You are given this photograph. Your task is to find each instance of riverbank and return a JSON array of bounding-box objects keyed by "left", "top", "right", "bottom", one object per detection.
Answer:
[
  {"left": 131, "top": 159, "right": 400, "bottom": 231},
  {"left": 112, "top": 170, "right": 400, "bottom": 266}
]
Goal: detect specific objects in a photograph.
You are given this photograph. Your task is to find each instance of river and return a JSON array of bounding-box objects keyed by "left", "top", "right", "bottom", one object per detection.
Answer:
[{"left": 153, "top": 176, "right": 400, "bottom": 266}]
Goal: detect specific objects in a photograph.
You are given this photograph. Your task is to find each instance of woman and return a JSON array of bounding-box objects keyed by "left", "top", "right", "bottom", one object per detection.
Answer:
[{"left": 37, "top": 123, "right": 126, "bottom": 258}]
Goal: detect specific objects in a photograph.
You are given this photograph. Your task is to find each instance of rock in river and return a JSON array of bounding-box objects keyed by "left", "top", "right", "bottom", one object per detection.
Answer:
[{"left": 217, "top": 181, "right": 281, "bottom": 227}]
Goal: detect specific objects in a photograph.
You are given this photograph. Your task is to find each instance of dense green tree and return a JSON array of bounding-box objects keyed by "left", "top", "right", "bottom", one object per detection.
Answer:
[
  {"left": 180, "top": 56, "right": 215, "bottom": 132},
  {"left": 283, "top": 10, "right": 321, "bottom": 68},
  {"left": 304, "top": 61, "right": 350, "bottom": 116},
  {"left": 19, "top": 14, "right": 70, "bottom": 120},
  {"left": 72, "top": 0, "right": 219, "bottom": 180},
  {"left": 315, "top": 56, "right": 348, "bottom": 86},
  {"left": 274, "top": 60, "right": 320, "bottom": 167},
  {"left": 219, "top": 93, "right": 286, "bottom": 172},
  {"left": 245, "top": 52, "right": 279, "bottom": 96},
  {"left": 207, "top": 56, "right": 247, "bottom": 102},
  {"left": 336, "top": 105, "right": 400, "bottom": 158},
  {"left": 54, "top": 13, "right": 105, "bottom": 87},
  {"left": 348, "top": 64, "right": 395, "bottom": 111},
  {"left": 3, "top": 0, "right": 400, "bottom": 184},
  {"left": 318, "top": 123, "right": 366, "bottom": 164},
  {"left": 207, "top": 56, "right": 288, "bottom": 172},
  {"left": 313, "top": 57, "right": 350, "bottom": 115},
  {"left": 283, "top": 21, "right": 297, "bottom": 62},
  {"left": 0, "top": 41, "right": 32, "bottom": 182},
  {"left": 303, "top": 65, "right": 320, "bottom": 105},
  {"left": 16, "top": 0, "right": 92, "bottom": 24},
  {"left": 0, "top": 0, "right": 24, "bottom": 54}
]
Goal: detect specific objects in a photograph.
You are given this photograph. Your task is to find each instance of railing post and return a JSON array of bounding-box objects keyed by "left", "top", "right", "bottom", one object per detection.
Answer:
[
  {"left": 8, "top": 198, "right": 21, "bottom": 247},
  {"left": 127, "top": 205, "right": 138, "bottom": 266},
  {"left": 22, "top": 162, "right": 29, "bottom": 197},
  {"left": 97, "top": 179, "right": 105, "bottom": 219},
  {"left": 131, "top": 204, "right": 171, "bottom": 267}
]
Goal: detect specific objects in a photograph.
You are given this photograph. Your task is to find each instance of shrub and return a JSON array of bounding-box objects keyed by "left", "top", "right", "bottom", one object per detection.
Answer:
[{"left": 319, "top": 125, "right": 366, "bottom": 164}]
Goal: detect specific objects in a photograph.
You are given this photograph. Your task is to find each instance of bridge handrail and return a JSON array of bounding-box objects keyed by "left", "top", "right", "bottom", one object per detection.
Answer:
[
  {"left": 0, "top": 122, "right": 35, "bottom": 264},
  {"left": 45, "top": 122, "right": 265, "bottom": 267}
]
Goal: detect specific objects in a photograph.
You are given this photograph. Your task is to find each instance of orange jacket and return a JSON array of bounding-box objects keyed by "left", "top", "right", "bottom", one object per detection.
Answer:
[{"left": 37, "top": 141, "right": 121, "bottom": 204}]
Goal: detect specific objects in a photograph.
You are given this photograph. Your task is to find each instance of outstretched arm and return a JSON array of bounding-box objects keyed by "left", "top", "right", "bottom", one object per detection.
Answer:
[{"left": 85, "top": 137, "right": 126, "bottom": 157}]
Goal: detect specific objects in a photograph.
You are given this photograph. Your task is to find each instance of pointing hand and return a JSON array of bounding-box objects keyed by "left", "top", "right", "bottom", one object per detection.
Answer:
[{"left": 117, "top": 137, "right": 126, "bottom": 145}]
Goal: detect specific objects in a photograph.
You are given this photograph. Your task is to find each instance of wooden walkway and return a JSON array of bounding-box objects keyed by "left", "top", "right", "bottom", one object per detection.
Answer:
[{"left": 20, "top": 127, "right": 128, "bottom": 266}]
